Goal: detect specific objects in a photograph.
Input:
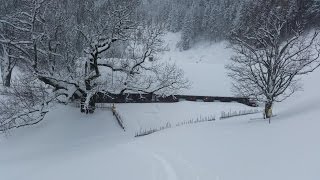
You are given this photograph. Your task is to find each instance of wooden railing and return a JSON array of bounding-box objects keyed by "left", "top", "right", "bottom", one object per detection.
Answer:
[
  {"left": 92, "top": 92, "right": 258, "bottom": 107},
  {"left": 112, "top": 105, "right": 125, "bottom": 131}
]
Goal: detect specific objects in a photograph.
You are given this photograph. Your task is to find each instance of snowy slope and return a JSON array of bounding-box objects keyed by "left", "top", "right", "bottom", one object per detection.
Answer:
[
  {"left": 160, "top": 33, "right": 234, "bottom": 96},
  {"left": 1, "top": 88, "right": 319, "bottom": 180},
  {"left": 1, "top": 36, "right": 320, "bottom": 180},
  {"left": 116, "top": 101, "right": 259, "bottom": 136},
  {"left": 133, "top": 67, "right": 320, "bottom": 180},
  {"left": 0, "top": 106, "right": 132, "bottom": 180}
]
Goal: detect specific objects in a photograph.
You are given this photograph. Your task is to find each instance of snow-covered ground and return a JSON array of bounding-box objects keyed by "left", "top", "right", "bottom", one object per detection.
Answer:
[
  {"left": 160, "top": 33, "right": 234, "bottom": 96},
  {"left": 1, "top": 82, "right": 320, "bottom": 180},
  {"left": 116, "top": 101, "right": 259, "bottom": 136},
  {"left": 1, "top": 33, "right": 320, "bottom": 180}
]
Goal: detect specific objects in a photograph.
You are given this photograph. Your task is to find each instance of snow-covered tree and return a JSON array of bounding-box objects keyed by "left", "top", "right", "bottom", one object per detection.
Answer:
[
  {"left": 0, "top": 45, "right": 14, "bottom": 87},
  {"left": 0, "top": 0, "right": 189, "bottom": 132},
  {"left": 227, "top": 9, "right": 320, "bottom": 119},
  {"left": 180, "top": 6, "right": 196, "bottom": 50},
  {"left": 98, "top": 23, "right": 190, "bottom": 95},
  {"left": 168, "top": 6, "right": 184, "bottom": 33},
  {"left": 0, "top": 0, "right": 26, "bottom": 87}
]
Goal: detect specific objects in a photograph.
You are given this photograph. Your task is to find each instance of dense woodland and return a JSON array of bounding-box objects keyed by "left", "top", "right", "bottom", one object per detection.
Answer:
[
  {"left": 0, "top": 0, "right": 320, "bottom": 130},
  {"left": 142, "top": 0, "right": 320, "bottom": 49}
]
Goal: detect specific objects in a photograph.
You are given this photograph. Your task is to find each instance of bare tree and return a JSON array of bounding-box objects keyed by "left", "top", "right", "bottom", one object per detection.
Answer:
[
  {"left": 0, "top": 1, "right": 26, "bottom": 87},
  {"left": 0, "top": 75, "right": 52, "bottom": 132},
  {"left": 97, "top": 23, "right": 190, "bottom": 96},
  {"left": 0, "top": 0, "right": 189, "bottom": 131},
  {"left": 0, "top": 44, "right": 15, "bottom": 87},
  {"left": 227, "top": 10, "right": 320, "bottom": 119}
]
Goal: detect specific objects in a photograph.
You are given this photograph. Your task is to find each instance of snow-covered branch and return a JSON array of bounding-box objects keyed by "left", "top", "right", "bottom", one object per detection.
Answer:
[{"left": 228, "top": 10, "right": 320, "bottom": 118}]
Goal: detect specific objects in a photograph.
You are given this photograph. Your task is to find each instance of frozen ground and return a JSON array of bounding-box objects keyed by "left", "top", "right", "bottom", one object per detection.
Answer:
[{"left": 1, "top": 33, "right": 320, "bottom": 180}]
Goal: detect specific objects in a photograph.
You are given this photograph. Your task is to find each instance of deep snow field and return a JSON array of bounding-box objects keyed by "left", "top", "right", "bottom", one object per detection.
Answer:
[
  {"left": 117, "top": 101, "right": 260, "bottom": 136},
  {"left": 1, "top": 33, "right": 320, "bottom": 180},
  {"left": 160, "top": 33, "right": 234, "bottom": 96}
]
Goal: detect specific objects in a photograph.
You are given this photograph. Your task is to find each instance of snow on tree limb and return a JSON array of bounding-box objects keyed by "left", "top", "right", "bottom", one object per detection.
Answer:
[
  {"left": 227, "top": 9, "right": 320, "bottom": 119},
  {"left": 0, "top": 0, "right": 189, "bottom": 131}
]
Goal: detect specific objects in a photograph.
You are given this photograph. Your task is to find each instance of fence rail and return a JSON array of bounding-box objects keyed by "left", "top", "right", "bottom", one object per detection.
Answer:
[
  {"left": 112, "top": 107, "right": 125, "bottom": 131},
  {"left": 92, "top": 92, "right": 258, "bottom": 107}
]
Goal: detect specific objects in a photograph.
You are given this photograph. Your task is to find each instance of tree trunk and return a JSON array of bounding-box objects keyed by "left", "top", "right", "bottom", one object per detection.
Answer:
[
  {"left": 2, "top": 68, "right": 13, "bottom": 87},
  {"left": 264, "top": 101, "right": 273, "bottom": 119},
  {"left": 0, "top": 46, "right": 13, "bottom": 87},
  {"left": 80, "top": 93, "right": 96, "bottom": 114}
]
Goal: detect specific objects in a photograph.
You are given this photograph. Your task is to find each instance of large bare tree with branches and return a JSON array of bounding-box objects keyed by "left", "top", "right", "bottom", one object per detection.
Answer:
[
  {"left": 0, "top": 0, "right": 189, "bottom": 132},
  {"left": 227, "top": 9, "right": 320, "bottom": 119}
]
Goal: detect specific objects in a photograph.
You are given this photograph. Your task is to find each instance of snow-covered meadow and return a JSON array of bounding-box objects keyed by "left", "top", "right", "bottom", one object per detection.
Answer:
[
  {"left": 160, "top": 33, "right": 234, "bottom": 96},
  {"left": 116, "top": 101, "right": 260, "bottom": 136},
  {"left": 1, "top": 33, "right": 320, "bottom": 180}
]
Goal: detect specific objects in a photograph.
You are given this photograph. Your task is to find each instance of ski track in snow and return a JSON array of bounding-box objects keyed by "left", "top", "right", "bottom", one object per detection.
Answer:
[
  {"left": 151, "top": 153, "right": 178, "bottom": 180},
  {"left": 130, "top": 142, "right": 201, "bottom": 180},
  {"left": 132, "top": 141, "right": 202, "bottom": 180},
  {"left": 173, "top": 154, "right": 201, "bottom": 180}
]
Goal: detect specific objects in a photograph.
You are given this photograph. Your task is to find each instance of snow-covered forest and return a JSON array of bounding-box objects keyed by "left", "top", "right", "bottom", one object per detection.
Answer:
[
  {"left": 1, "top": 0, "right": 320, "bottom": 180},
  {"left": 143, "top": 0, "right": 320, "bottom": 49}
]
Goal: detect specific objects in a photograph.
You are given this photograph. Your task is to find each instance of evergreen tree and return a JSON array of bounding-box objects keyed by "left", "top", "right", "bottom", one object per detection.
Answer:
[{"left": 180, "top": 4, "right": 196, "bottom": 50}]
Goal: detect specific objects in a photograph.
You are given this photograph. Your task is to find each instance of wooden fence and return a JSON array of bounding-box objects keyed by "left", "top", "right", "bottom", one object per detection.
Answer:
[{"left": 92, "top": 92, "right": 258, "bottom": 107}]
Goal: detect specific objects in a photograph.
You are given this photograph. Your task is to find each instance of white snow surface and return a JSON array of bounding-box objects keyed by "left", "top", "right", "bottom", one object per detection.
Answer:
[
  {"left": 1, "top": 33, "right": 320, "bottom": 180},
  {"left": 116, "top": 101, "right": 259, "bottom": 136},
  {"left": 159, "top": 33, "right": 234, "bottom": 96}
]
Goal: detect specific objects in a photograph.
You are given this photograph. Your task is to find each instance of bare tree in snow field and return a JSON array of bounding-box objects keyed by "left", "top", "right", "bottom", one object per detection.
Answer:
[
  {"left": 227, "top": 10, "right": 320, "bottom": 119},
  {"left": 0, "top": 0, "right": 189, "bottom": 132}
]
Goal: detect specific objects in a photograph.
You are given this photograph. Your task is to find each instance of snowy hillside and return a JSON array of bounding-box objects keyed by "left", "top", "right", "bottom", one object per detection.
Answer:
[
  {"left": 160, "top": 33, "right": 234, "bottom": 96},
  {"left": 1, "top": 37, "right": 320, "bottom": 180},
  {"left": 1, "top": 0, "right": 320, "bottom": 179}
]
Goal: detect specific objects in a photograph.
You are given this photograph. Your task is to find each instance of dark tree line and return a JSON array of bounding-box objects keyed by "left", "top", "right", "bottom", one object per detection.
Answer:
[{"left": 143, "top": 0, "right": 320, "bottom": 50}]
